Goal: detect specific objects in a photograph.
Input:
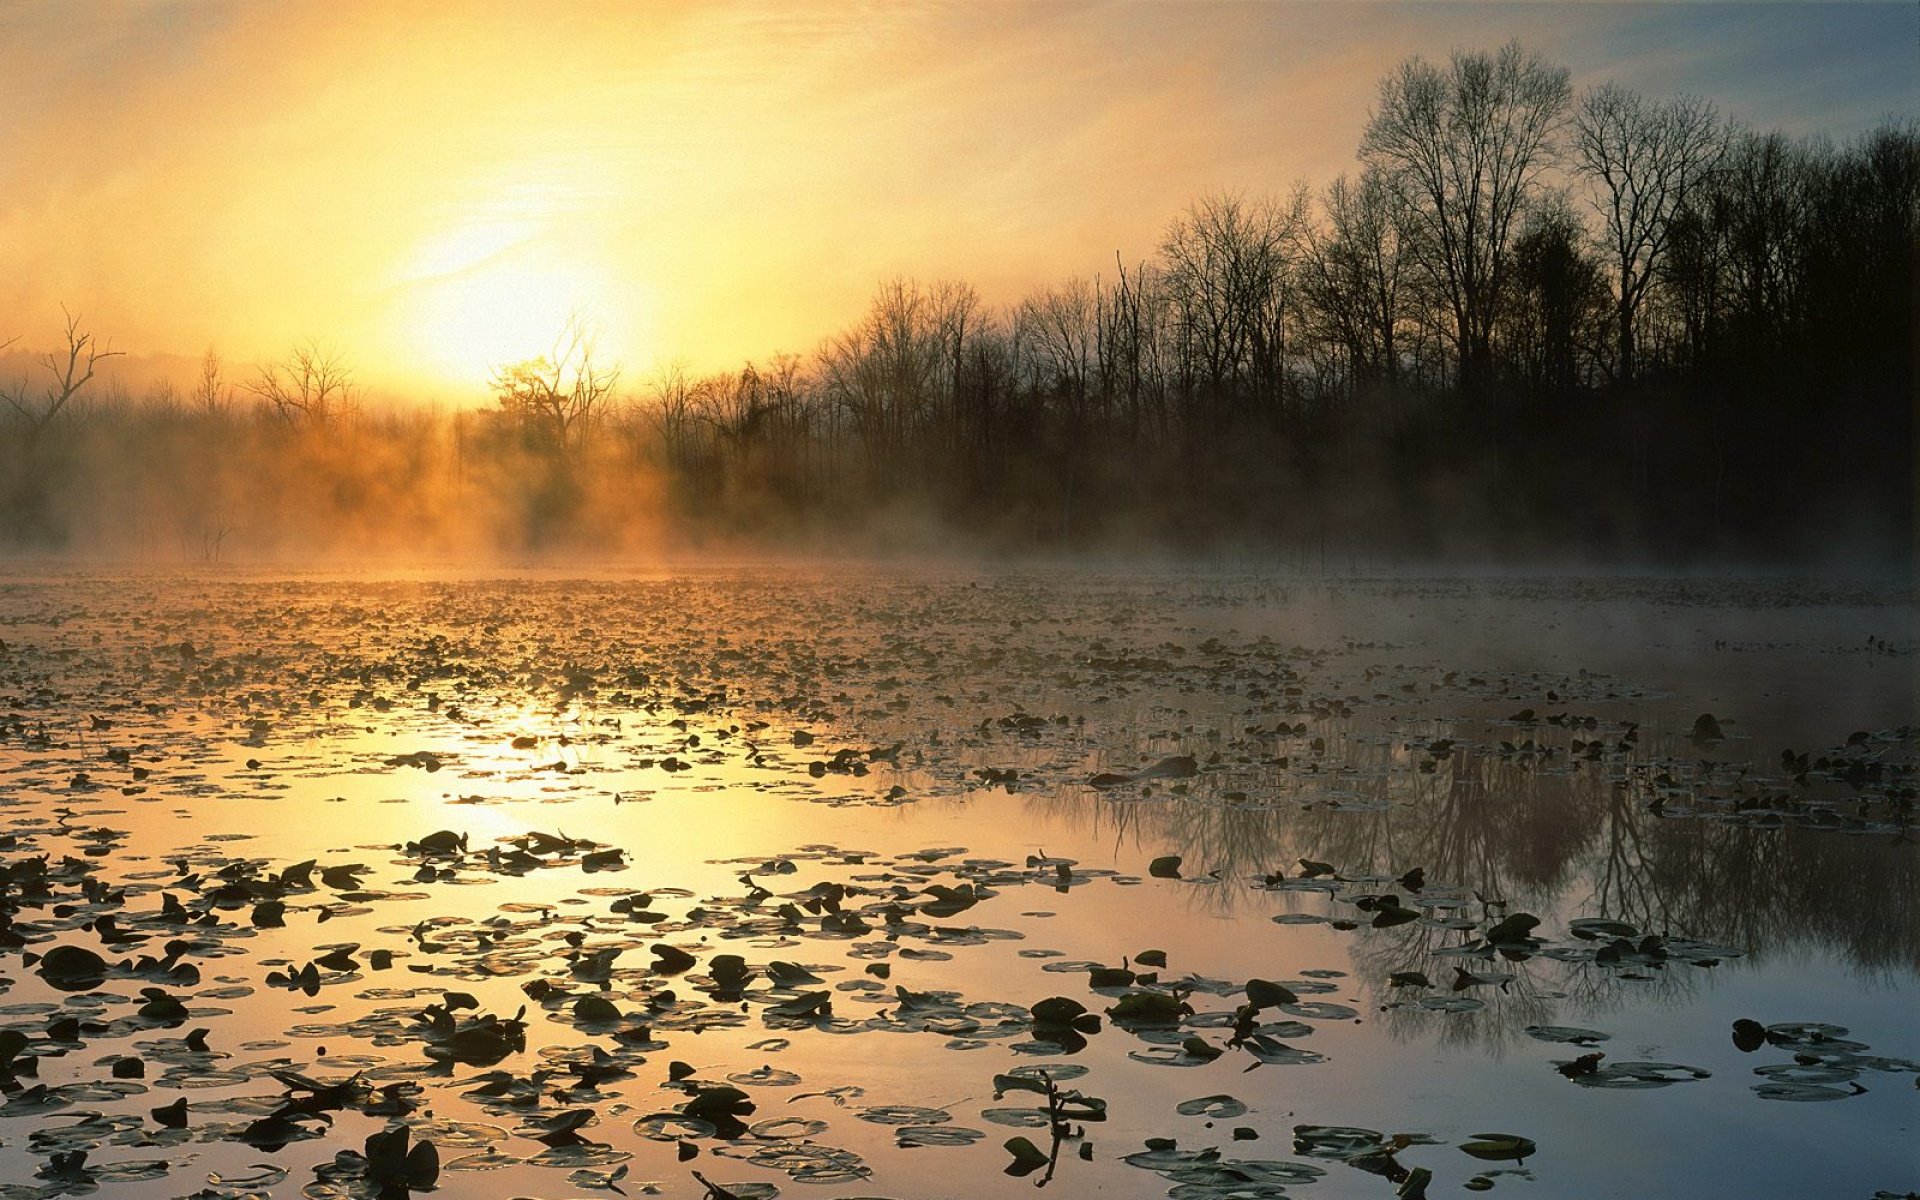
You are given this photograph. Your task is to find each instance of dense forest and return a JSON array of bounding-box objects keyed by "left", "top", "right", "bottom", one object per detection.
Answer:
[{"left": 4, "top": 43, "right": 1914, "bottom": 565}]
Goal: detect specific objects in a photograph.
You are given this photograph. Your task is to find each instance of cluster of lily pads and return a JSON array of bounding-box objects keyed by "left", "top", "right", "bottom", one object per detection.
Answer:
[
  {"left": 0, "top": 572, "right": 1913, "bottom": 1198},
  {"left": 10, "top": 803, "right": 1903, "bottom": 1198}
]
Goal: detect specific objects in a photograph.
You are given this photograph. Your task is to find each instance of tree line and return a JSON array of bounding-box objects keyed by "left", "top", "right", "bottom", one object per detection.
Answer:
[{"left": 4, "top": 42, "right": 1913, "bottom": 563}]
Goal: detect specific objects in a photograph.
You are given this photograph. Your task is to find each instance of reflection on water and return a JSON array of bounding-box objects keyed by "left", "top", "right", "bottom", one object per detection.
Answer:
[
  {"left": 1038, "top": 732, "right": 1916, "bottom": 983},
  {"left": 0, "top": 570, "right": 1912, "bottom": 1200},
  {"left": 1044, "top": 737, "right": 1915, "bottom": 1058}
]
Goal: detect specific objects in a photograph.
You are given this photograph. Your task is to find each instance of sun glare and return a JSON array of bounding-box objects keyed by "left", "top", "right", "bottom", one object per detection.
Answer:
[
  {"left": 414, "top": 261, "right": 594, "bottom": 384},
  {"left": 393, "top": 218, "right": 637, "bottom": 391},
  {"left": 403, "top": 220, "right": 542, "bottom": 282}
]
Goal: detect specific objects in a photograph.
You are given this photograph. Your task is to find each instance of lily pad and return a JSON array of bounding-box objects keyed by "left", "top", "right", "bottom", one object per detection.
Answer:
[
  {"left": 1567, "top": 1061, "right": 1711, "bottom": 1089},
  {"left": 1176, "top": 1094, "right": 1249, "bottom": 1119},
  {"left": 1460, "top": 1133, "right": 1536, "bottom": 1161}
]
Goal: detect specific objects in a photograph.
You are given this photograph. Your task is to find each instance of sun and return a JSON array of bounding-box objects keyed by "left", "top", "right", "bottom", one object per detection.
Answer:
[{"left": 393, "top": 223, "right": 634, "bottom": 390}]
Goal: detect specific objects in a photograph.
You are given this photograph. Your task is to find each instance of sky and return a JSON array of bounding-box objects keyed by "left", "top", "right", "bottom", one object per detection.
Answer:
[{"left": 0, "top": 0, "right": 1913, "bottom": 398}]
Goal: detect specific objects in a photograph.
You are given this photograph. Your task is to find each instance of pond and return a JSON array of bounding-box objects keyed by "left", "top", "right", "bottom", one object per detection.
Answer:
[{"left": 0, "top": 569, "right": 1912, "bottom": 1199}]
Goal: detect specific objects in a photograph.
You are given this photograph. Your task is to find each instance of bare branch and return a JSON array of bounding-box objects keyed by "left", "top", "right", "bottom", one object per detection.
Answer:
[
  {"left": 246, "top": 340, "right": 359, "bottom": 429},
  {"left": 2, "top": 309, "right": 122, "bottom": 434},
  {"left": 194, "top": 347, "right": 232, "bottom": 417},
  {"left": 1574, "top": 82, "right": 1724, "bottom": 381},
  {"left": 1361, "top": 40, "right": 1571, "bottom": 391},
  {"left": 489, "top": 312, "right": 621, "bottom": 456}
]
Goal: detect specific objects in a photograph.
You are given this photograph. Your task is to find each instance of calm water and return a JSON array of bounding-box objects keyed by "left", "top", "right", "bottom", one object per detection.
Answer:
[{"left": 0, "top": 569, "right": 1912, "bottom": 1199}]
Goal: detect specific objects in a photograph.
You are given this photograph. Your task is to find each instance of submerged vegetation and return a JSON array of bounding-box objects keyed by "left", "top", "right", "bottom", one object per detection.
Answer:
[
  {"left": 2, "top": 43, "right": 1913, "bottom": 563},
  {"left": 0, "top": 571, "right": 1912, "bottom": 1197}
]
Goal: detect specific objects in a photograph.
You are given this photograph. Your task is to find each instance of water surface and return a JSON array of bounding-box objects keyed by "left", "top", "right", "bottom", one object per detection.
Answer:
[{"left": 0, "top": 570, "right": 1912, "bottom": 1199}]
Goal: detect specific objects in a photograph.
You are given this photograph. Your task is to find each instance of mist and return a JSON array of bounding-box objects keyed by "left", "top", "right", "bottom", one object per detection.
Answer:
[{"left": 3, "top": 44, "right": 1913, "bottom": 572}]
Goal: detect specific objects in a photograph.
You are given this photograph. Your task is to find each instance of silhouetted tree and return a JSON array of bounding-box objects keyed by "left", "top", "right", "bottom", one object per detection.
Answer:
[
  {"left": 489, "top": 316, "right": 619, "bottom": 457},
  {"left": 1305, "top": 169, "right": 1411, "bottom": 401},
  {"left": 818, "top": 278, "right": 977, "bottom": 496},
  {"left": 1362, "top": 41, "right": 1571, "bottom": 395},
  {"left": 2, "top": 308, "right": 121, "bottom": 442},
  {"left": 247, "top": 340, "right": 358, "bottom": 429},
  {"left": 1499, "top": 204, "right": 1610, "bottom": 397},
  {"left": 193, "top": 347, "right": 233, "bottom": 417},
  {"left": 1721, "top": 130, "right": 1817, "bottom": 361},
  {"left": 0, "top": 310, "right": 122, "bottom": 544},
  {"left": 4, "top": 45, "right": 1907, "bottom": 565},
  {"left": 1574, "top": 84, "right": 1723, "bottom": 384},
  {"left": 1159, "top": 191, "right": 1306, "bottom": 421},
  {"left": 1098, "top": 255, "right": 1171, "bottom": 446}
]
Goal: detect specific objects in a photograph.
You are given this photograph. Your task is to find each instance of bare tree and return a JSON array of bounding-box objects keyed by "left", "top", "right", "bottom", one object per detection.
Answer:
[
  {"left": 1574, "top": 83, "right": 1723, "bottom": 383},
  {"left": 1305, "top": 169, "right": 1411, "bottom": 397},
  {"left": 193, "top": 347, "right": 233, "bottom": 418},
  {"left": 817, "top": 278, "right": 951, "bottom": 484},
  {"left": 1158, "top": 190, "right": 1306, "bottom": 414},
  {"left": 1098, "top": 255, "right": 1170, "bottom": 442},
  {"left": 144, "top": 377, "right": 183, "bottom": 418},
  {"left": 247, "top": 340, "right": 359, "bottom": 428},
  {"left": 489, "top": 315, "right": 620, "bottom": 457},
  {"left": 0, "top": 332, "right": 17, "bottom": 419},
  {"left": 1016, "top": 277, "right": 1101, "bottom": 415},
  {"left": 697, "top": 353, "right": 822, "bottom": 506},
  {"left": 1498, "top": 201, "right": 1611, "bottom": 397},
  {"left": 1361, "top": 41, "right": 1571, "bottom": 394},
  {"left": 1720, "top": 128, "right": 1818, "bottom": 346},
  {"left": 644, "top": 360, "right": 702, "bottom": 471},
  {"left": 928, "top": 279, "right": 982, "bottom": 462},
  {"left": 2, "top": 308, "right": 123, "bottom": 438}
]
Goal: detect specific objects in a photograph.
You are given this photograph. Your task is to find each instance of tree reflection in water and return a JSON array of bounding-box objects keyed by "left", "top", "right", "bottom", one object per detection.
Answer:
[{"left": 1027, "top": 721, "right": 1915, "bottom": 1048}]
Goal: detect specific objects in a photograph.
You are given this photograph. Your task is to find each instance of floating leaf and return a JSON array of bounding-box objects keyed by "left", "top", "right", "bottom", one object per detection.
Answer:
[
  {"left": 1176, "top": 1094, "right": 1248, "bottom": 1118},
  {"left": 897, "top": 1124, "right": 985, "bottom": 1148},
  {"left": 1569, "top": 917, "right": 1638, "bottom": 940},
  {"left": 1004, "top": 1135, "right": 1050, "bottom": 1175},
  {"left": 749, "top": 1116, "right": 826, "bottom": 1138},
  {"left": 1245, "top": 979, "right": 1297, "bottom": 1009},
  {"left": 1108, "top": 991, "right": 1192, "bottom": 1024},
  {"left": 1460, "top": 1133, "right": 1535, "bottom": 1161},
  {"left": 36, "top": 946, "right": 108, "bottom": 989},
  {"left": 1526, "top": 1025, "right": 1610, "bottom": 1046},
  {"left": 994, "top": 1073, "right": 1050, "bottom": 1097},
  {"left": 573, "top": 996, "right": 622, "bottom": 1023},
  {"left": 859, "top": 1104, "right": 950, "bottom": 1126},
  {"left": 765, "top": 991, "right": 832, "bottom": 1019},
  {"left": 651, "top": 944, "right": 698, "bottom": 974},
  {"left": 684, "top": 1087, "right": 755, "bottom": 1136},
  {"left": 1180, "top": 1036, "right": 1223, "bottom": 1062},
  {"left": 1294, "top": 1126, "right": 1388, "bottom": 1160},
  {"left": 1241, "top": 1035, "right": 1326, "bottom": 1065},
  {"left": 1753, "top": 1080, "right": 1866, "bottom": 1102},
  {"left": 1030, "top": 996, "right": 1094, "bottom": 1030},
  {"left": 1567, "top": 1061, "right": 1711, "bottom": 1089},
  {"left": 1484, "top": 913, "right": 1540, "bottom": 945},
  {"left": 766, "top": 961, "right": 823, "bottom": 987}
]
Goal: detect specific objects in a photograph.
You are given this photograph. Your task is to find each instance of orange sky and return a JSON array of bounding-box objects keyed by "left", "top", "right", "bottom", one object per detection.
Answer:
[{"left": 1, "top": 1, "right": 1911, "bottom": 398}]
